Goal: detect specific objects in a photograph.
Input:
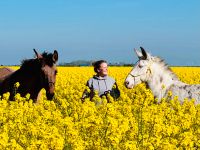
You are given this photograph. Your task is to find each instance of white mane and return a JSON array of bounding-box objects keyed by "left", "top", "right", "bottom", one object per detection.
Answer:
[
  {"left": 153, "top": 56, "right": 178, "bottom": 80},
  {"left": 146, "top": 56, "right": 182, "bottom": 100}
]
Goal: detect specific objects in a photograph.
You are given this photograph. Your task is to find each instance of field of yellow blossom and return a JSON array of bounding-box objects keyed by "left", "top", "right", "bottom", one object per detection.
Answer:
[{"left": 1, "top": 66, "right": 200, "bottom": 149}]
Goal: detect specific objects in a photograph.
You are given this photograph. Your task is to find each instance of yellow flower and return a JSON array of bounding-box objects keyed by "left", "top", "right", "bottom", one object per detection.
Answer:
[
  {"left": 14, "top": 82, "right": 20, "bottom": 88},
  {"left": 0, "top": 66, "right": 199, "bottom": 149}
]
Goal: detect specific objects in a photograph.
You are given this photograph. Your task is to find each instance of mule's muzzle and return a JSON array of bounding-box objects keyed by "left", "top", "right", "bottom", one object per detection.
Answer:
[
  {"left": 124, "top": 81, "right": 129, "bottom": 87},
  {"left": 46, "top": 92, "right": 54, "bottom": 100},
  {"left": 124, "top": 81, "right": 133, "bottom": 89}
]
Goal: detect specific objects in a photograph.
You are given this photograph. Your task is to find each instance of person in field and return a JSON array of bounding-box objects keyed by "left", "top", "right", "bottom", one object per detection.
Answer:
[{"left": 82, "top": 60, "right": 120, "bottom": 103}]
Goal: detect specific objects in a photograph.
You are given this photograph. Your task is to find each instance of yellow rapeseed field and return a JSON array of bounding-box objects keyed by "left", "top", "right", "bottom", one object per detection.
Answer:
[{"left": 1, "top": 66, "right": 200, "bottom": 149}]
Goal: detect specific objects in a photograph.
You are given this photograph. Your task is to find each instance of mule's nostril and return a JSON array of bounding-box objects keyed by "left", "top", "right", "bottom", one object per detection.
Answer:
[
  {"left": 125, "top": 81, "right": 129, "bottom": 86},
  {"left": 46, "top": 93, "right": 54, "bottom": 100}
]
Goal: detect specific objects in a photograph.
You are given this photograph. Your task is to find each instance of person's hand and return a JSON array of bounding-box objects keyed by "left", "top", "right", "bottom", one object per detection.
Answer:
[
  {"left": 104, "top": 90, "right": 111, "bottom": 95},
  {"left": 81, "top": 97, "right": 85, "bottom": 103}
]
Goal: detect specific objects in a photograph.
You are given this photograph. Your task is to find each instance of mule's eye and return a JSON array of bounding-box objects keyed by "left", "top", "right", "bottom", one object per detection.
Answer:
[
  {"left": 138, "top": 64, "right": 143, "bottom": 68},
  {"left": 138, "top": 60, "right": 145, "bottom": 68}
]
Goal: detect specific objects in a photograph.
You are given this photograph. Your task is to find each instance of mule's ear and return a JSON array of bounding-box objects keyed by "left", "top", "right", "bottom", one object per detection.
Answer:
[
  {"left": 140, "top": 47, "right": 147, "bottom": 60},
  {"left": 134, "top": 48, "right": 143, "bottom": 59},
  {"left": 33, "top": 49, "right": 43, "bottom": 59},
  {"left": 53, "top": 50, "right": 58, "bottom": 62}
]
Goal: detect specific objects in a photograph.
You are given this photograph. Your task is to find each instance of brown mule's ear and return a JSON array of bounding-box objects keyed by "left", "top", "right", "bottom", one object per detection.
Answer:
[
  {"left": 52, "top": 50, "right": 58, "bottom": 62},
  {"left": 33, "top": 49, "right": 43, "bottom": 59}
]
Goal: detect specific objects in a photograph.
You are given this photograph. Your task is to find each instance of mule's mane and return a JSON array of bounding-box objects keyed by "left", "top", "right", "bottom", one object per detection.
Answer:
[
  {"left": 153, "top": 56, "right": 178, "bottom": 80},
  {"left": 20, "top": 59, "right": 41, "bottom": 73},
  {"left": 41, "top": 52, "right": 55, "bottom": 67},
  {"left": 20, "top": 51, "right": 54, "bottom": 71}
]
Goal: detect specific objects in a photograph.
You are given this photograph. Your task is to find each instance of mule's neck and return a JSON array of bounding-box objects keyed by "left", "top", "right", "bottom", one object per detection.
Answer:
[
  {"left": 146, "top": 63, "right": 184, "bottom": 100},
  {"left": 12, "top": 66, "right": 43, "bottom": 100}
]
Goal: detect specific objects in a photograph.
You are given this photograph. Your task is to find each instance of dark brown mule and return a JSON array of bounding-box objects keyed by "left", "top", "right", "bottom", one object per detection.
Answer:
[{"left": 0, "top": 49, "right": 58, "bottom": 103}]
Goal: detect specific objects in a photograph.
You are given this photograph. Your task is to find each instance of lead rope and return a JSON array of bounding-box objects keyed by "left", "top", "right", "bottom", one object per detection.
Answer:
[{"left": 129, "top": 62, "right": 152, "bottom": 80}]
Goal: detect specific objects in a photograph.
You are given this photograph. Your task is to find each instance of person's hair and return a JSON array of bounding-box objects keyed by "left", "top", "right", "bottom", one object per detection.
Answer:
[{"left": 92, "top": 60, "right": 107, "bottom": 73}]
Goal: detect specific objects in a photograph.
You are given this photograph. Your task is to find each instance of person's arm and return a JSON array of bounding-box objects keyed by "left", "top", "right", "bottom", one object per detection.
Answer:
[
  {"left": 81, "top": 79, "right": 94, "bottom": 102},
  {"left": 81, "top": 81, "right": 90, "bottom": 102},
  {"left": 81, "top": 91, "right": 88, "bottom": 102},
  {"left": 110, "top": 82, "right": 120, "bottom": 99}
]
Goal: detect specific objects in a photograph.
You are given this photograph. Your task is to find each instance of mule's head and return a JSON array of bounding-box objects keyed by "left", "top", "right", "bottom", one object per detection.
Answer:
[
  {"left": 34, "top": 49, "right": 58, "bottom": 100},
  {"left": 125, "top": 47, "right": 153, "bottom": 89}
]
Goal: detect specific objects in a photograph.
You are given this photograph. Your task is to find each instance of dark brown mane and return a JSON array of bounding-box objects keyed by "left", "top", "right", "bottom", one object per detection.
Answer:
[
  {"left": 20, "top": 59, "right": 41, "bottom": 73},
  {"left": 41, "top": 51, "right": 55, "bottom": 67},
  {"left": 20, "top": 51, "right": 54, "bottom": 70}
]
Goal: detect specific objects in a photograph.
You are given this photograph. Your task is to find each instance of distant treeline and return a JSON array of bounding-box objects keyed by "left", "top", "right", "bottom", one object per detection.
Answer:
[
  {"left": 3, "top": 61, "right": 198, "bottom": 67},
  {"left": 59, "top": 60, "right": 133, "bottom": 66},
  {"left": 58, "top": 61, "right": 200, "bottom": 67}
]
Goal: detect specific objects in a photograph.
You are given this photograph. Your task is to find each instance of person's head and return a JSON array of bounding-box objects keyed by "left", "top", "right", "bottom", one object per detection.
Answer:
[{"left": 93, "top": 60, "right": 108, "bottom": 77}]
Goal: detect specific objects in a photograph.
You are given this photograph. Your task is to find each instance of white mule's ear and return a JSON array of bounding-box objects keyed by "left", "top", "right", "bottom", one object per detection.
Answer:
[
  {"left": 140, "top": 47, "right": 147, "bottom": 59},
  {"left": 140, "top": 47, "right": 151, "bottom": 60},
  {"left": 134, "top": 48, "right": 143, "bottom": 59},
  {"left": 134, "top": 47, "right": 151, "bottom": 60}
]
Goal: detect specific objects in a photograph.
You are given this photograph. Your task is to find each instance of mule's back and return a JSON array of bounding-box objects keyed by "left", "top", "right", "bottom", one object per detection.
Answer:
[
  {"left": 168, "top": 83, "right": 200, "bottom": 104},
  {"left": 0, "top": 67, "right": 15, "bottom": 82}
]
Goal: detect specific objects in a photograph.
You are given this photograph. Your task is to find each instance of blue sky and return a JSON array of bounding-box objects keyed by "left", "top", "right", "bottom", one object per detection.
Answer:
[{"left": 0, "top": 0, "right": 199, "bottom": 65}]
